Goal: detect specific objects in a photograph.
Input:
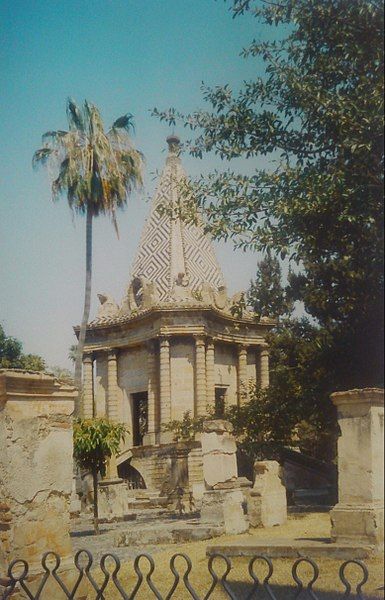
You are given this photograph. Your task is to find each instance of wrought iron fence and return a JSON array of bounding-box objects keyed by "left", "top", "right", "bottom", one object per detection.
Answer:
[{"left": 0, "top": 550, "right": 376, "bottom": 600}]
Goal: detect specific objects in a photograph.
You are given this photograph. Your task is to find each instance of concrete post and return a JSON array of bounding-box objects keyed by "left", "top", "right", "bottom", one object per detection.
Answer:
[
  {"left": 330, "top": 388, "right": 384, "bottom": 550},
  {"left": 195, "top": 335, "right": 207, "bottom": 416},
  {"left": 237, "top": 345, "right": 248, "bottom": 404},
  {"left": 206, "top": 339, "right": 215, "bottom": 410},
  {"left": 82, "top": 353, "right": 94, "bottom": 418},
  {"left": 259, "top": 346, "right": 270, "bottom": 389},
  {"left": 159, "top": 336, "right": 171, "bottom": 429}
]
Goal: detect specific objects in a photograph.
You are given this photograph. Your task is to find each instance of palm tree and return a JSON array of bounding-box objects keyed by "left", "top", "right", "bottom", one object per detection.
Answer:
[{"left": 33, "top": 99, "right": 143, "bottom": 411}]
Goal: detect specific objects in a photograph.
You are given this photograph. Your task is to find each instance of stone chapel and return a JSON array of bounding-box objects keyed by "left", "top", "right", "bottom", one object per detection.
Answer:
[{"left": 77, "top": 135, "right": 275, "bottom": 492}]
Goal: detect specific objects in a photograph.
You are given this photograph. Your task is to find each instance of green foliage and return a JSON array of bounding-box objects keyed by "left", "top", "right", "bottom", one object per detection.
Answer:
[
  {"left": 33, "top": 99, "right": 144, "bottom": 226},
  {"left": 154, "top": 0, "right": 384, "bottom": 387},
  {"left": 73, "top": 418, "right": 127, "bottom": 478},
  {"left": 163, "top": 411, "right": 205, "bottom": 442},
  {"left": 248, "top": 251, "right": 293, "bottom": 318},
  {"left": 0, "top": 325, "right": 45, "bottom": 371}
]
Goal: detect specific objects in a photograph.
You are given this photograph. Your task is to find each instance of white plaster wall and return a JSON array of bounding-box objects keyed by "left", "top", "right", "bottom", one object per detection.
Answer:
[
  {"left": 170, "top": 340, "right": 195, "bottom": 420},
  {"left": 214, "top": 344, "right": 237, "bottom": 407},
  {"left": 118, "top": 347, "right": 148, "bottom": 446},
  {"left": 95, "top": 356, "right": 107, "bottom": 417}
]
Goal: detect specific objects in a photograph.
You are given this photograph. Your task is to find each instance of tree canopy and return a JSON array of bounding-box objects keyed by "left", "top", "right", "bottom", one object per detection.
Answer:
[
  {"left": 0, "top": 325, "right": 45, "bottom": 371},
  {"left": 33, "top": 99, "right": 144, "bottom": 396},
  {"left": 154, "top": 0, "right": 384, "bottom": 388}
]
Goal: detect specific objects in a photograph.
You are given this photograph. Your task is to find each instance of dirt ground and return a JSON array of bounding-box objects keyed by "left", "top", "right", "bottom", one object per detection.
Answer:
[{"left": 70, "top": 512, "right": 384, "bottom": 599}]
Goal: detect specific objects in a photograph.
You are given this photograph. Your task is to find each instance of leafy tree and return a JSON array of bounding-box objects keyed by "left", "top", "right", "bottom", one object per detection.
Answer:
[
  {"left": 163, "top": 411, "right": 205, "bottom": 442},
  {"left": 0, "top": 325, "right": 45, "bottom": 371},
  {"left": 73, "top": 418, "right": 127, "bottom": 534},
  {"left": 248, "top": 251, "right": 293, "bottom": 317},
  {"left": 33, "top": 99, "right": 144, "bottom": 403},
  {"left": 154, "top": 0, "right": 384, "bottom": 388}
]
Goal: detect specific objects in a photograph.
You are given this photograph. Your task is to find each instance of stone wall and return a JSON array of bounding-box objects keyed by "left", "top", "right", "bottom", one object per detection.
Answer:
[{"left": 0, "top": 369, "right": 76, "bottom": 570}]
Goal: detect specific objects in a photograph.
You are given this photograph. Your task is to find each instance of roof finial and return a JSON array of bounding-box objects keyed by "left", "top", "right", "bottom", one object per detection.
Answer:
[{"left": 166, "top": 134, "right": 181, "bottom": 155}]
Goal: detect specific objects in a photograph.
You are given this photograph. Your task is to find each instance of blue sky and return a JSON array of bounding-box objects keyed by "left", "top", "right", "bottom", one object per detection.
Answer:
[{"left": 0, "top": 0, "right": 273, "bottom": 369}]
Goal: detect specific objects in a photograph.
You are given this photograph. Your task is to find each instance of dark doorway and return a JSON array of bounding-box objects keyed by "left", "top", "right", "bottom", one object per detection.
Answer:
[
  {"left": 132, "top": 391, "right": 148, "bottom": 446},
  {"left": 214, "top": 386, "right": 227, "bottom": 417}
]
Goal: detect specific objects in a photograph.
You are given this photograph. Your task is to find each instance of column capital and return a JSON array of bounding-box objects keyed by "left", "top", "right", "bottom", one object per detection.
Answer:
[
  {"left": 83, "top": 352, "right": 93, "bottom": 364},
  {"left": 237, "top": 344, "right": 248, "bottom": 354},
  {"left": 107, "top": 348, "right": 118, "bottom": 361},
  {"left": 194, "top": 334, "right": 206, "bottom": 346},
  {"left": 159, "top": 335, "right": 170, "bottom": 348}
]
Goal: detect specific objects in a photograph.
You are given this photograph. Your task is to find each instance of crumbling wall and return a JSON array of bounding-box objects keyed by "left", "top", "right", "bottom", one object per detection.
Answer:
[{"left": 0, "top": 369, "right": 76, "bottom": 569}]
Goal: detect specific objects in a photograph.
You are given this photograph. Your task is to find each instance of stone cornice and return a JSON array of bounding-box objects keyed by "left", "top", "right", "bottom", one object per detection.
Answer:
[
  {"left": 331, "top": 388, "right": 384, "bottom": 407},
  {"left": 0, "top": 369, "right": 77, "bottom": 407},
  {"left": 75, "top": 303, "right": 276, "bottom": 335}
]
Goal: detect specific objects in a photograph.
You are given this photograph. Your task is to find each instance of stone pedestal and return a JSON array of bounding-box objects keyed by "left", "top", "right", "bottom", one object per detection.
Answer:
[
  {"left": 200, "top": 419, "right": 248, "bottom": 533},
  {"left": 330, "top": 388, "right": 384, "bottom": 550},
  {"left": 201, "top": 489, "right": 248, "bottom": 534},
  {"left": 0, "top": 369, "right": 76, "bottom": 571},
  {"left": 248, "top": 461, "right": 287, "bottom": 528},
  {"left": 98, "top": 479, "right": 129, "bottom": 522},
  {"left": 201, "top": 419, "right": 238, "bottom": 489}
]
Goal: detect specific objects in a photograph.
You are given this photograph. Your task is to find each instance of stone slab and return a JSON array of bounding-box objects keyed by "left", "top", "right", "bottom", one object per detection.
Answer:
[{"left": 206, "top": 539, "right": 379, "bottom": 560}]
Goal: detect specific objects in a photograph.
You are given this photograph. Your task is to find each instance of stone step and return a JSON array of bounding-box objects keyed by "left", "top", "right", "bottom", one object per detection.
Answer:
[{"left": 206, "top": 539, "right": 377, "bottom": 560}]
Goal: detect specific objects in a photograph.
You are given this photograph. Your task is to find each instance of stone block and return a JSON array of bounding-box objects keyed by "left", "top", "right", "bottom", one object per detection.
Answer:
[
  {"left": 330, "top": 503, "right": 384, "bottom": 549},
  {"left": 98, "top": 479, "right": 130, "bottom": 521},
  {"left": 248, "top": 461, "right": 287, "bottom": 528},
  {"left": 201, "top": 489, "right": 248, "bottom": 534},
  {"left": 201, "top": 419, "right": 238, "bottom": 489}
]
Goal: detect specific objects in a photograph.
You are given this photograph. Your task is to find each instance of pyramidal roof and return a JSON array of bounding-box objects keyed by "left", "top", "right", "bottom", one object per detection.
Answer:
[{"left": 129, "top": 136, "right": 225, "bottom": 301}]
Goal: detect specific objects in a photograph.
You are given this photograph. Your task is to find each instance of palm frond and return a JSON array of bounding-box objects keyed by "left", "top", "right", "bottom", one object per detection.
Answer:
[
  {"left": 66, "top": 98, "right": 85, "bottom": 132},
  {"left": 32, "top": 147, "right": 54, "bottom": 169},
  {"left": 42, "top": 130, "right": 68, "bottom": 143},
  {"left": 111, "top": 113, "right": 135, "bottom": 132}
]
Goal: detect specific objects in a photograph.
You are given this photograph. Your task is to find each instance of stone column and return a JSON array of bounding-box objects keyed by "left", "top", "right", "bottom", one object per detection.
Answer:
[
  {"left": 259, "top": 346, "right": 270, "bottom": 389},
  {"left": 106, "top": 350, "right": 119, "bottom": 479},
  {"left": 237, "top": 345, "right": 248, "bottom": 405},
  {"left": 195, "top": 335, "right": 207, "bottom": 416},
  {"left": 330, "top": 388, "right": 384, "bottom": 550},
  {"left": 159, "top": 336, "right": 171, "bottom": 429},
  {"left": 82, "top": 353, "right": 94, "bottom": 418},
  {"left": 206, "top": 339, "right": 215, "bottom": 410},
  {"left": 107, "top": 350, "right": 119, "bottom": 423},
  {"left": 143, "top": 340, "right": 158, "bottom": 445}
]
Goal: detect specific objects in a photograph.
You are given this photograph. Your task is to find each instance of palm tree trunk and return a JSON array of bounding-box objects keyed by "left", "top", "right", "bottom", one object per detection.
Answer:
[
  {"left": 92, "top": 468, "right": 100, "bottom": 535},
  {"left": 74, "top": 206, "right": 93, "bottom": 413}
]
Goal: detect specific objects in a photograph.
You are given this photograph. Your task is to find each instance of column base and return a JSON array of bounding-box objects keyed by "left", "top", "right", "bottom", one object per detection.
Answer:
[{"left": 330, "top": 502, "right": 384, "bottom": 549}]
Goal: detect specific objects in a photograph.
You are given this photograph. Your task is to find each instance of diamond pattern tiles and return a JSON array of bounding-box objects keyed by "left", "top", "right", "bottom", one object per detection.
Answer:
[{"left": 129, "top": 145, "right": 225, "bottom": 301}]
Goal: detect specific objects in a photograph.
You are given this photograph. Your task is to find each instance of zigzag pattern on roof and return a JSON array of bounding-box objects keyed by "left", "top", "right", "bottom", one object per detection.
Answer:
[{"left": 128, "top": 137, "right": 225, "bottom": 301}]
